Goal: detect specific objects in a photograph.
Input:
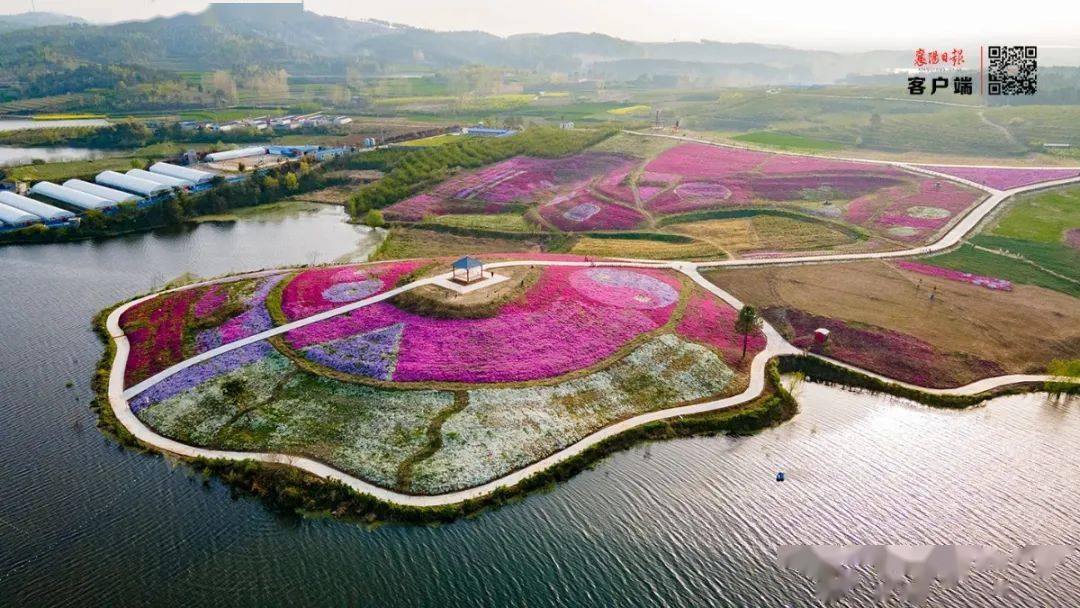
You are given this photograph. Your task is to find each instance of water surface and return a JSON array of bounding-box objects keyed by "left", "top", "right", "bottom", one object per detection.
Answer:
[
  {"left": 0, "top": 146, "right": 113, "bottom": 167},
  {"left": 0, "top": 118, "right": 110, "bottom": 132},
  {"left": 1, "top": 207, "right": 1078, "bottom": 607}
]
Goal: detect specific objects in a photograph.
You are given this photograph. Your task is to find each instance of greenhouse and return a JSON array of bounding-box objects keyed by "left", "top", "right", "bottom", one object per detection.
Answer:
[
  {"left": 95, "top": 171, "right": 171, "bottom": 197},
  {"left": 0, "top": 201, "right": 40, "bottom": 227},
  {"left": 148, "top": 162, "right": 216, "bottom": 184},
  {"left": 62, "top": 179, "right": 144, "bottom": 204},
  {"left": 204, "top": 147, "right": 267, "bottom": 162},
  {"left": 30, "top": 182, "right": 114, "bottom": 211},
  {"left": 127, "top": 169, "right": 192, "bottom": 188},
  {"left": 0, "top": 191, "right": 75, "bottom": 222}
]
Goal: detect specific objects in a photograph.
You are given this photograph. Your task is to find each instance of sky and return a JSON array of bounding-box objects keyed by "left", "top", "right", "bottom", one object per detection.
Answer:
[{"left": 10, "top": 0, "right": 1080, "bottom": 50}]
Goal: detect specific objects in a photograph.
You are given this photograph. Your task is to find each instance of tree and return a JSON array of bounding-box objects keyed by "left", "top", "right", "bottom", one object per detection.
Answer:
[
  {"left": 734, "top": 304, "right": 762, "bottom": 360},
  {"left": 283, "top": 172, "right": 299, "bottom": 191},
  {"left": 363, "top": 209, "right": 385, "bottom": 228}
]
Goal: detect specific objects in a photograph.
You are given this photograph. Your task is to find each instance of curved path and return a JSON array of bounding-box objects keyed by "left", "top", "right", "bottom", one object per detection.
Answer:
[{"left": 105, "top": 137, "right": 1080, "bottom": 509}]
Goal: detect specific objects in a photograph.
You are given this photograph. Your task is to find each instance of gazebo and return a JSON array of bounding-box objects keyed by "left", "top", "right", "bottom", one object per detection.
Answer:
[{"left": 451, "top": 256, "right": 486, "bottom": 284}]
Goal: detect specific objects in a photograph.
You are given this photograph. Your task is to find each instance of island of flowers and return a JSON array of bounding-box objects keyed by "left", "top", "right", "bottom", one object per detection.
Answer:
[{"left": 120, "top": 259, "right": 767, "bottom": 494}]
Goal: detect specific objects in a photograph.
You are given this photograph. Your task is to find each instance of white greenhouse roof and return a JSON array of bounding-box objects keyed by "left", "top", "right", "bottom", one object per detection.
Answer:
[
  {"left": 127, "top": 169, "right": 192, "bottom": 188},
  {"left": 0, "top": 201, "right": 40, "bottom": 225},
  {"left": 0, "top": 191, "right": 75, "bottom": 221},
  {"left": 95, "top": 171, "right": 171, "bottom": 197},
  {"left": 30, "top": 181, "right": 114, "bottom": 211},
  {"left": 204, "top": 147, "right": 267, "bottom": 162},
  {"left": 149, "top": 162, "right": 216, "bottom": 184},
  {"left": 62, "top": 179, "right": 143, "bottom": 204}
]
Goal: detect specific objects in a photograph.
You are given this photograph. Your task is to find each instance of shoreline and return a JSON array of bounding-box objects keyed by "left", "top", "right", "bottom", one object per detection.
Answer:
[{"left": 94, "top": 259, "right": 1077, "bottom": 522}]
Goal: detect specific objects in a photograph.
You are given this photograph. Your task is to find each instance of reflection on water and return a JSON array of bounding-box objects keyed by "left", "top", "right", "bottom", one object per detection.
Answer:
[{"left": 0, "top": 207, "right": 1078, "bottom": 606}]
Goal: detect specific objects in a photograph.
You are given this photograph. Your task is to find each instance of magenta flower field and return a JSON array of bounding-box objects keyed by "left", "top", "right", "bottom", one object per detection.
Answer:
[
  {"left": 280, "top": 261, "right": 425, "bottom": 321},
  {"left": 921, "top": 165, "right": 1080, "bottom": 190},
  {"left": 539, "top": 190, "right": 647, "bottom": 231},
  {"left": 284, "top": 266, "right": 683, "bottom": 383},
  {"left": 896, "top": 261, "right": 1013, "bottom": 291},
  {"left": 384, "top": 153, "right": 635, "bottom": 220},
  {"left": 676, "top": 292, "right": 766, "bottom": 366},
  {"left": 843, "top": 179, "right": 981, "bottom": 241}
]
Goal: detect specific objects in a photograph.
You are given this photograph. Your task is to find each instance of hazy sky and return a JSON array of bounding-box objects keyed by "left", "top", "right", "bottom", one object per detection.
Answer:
[{"left": 12, "top": 0, "right": 1080, "bottom": 50}]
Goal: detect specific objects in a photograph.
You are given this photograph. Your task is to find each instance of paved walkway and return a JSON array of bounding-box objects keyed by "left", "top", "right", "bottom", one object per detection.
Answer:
[{"left": 106, "top": 139, "right": 1080, "bottom": 508}]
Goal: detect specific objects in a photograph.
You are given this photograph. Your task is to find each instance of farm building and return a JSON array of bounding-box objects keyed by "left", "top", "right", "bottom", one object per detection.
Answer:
[
  {"left": 95, "top": 171, "right": 171, "bottom": 197},
  {"left": 205, "top": 147, "right": 267, "bottom": 162},
  {"left": 463, "top": 127, "right": 517, "bottom": 138},
  {"left": 814, "top": 328, "right": 831, "bottom": 344},
  {"left": 149, "top": 162, "right": 216, "bottom": 185},
  {"left": 127, "top": 169, "right": 192, "bottom": 188},
  {"left": 0, "top": 191, "right": 75, "bottom": 222},
  {"left": 63, "top": 179, "right": 143, "bottom": 204},
  {"left": 30, "top": 182, "right": 114, "bottom": 211},
  {"left": 0, "top": 200, "right": 41, "bottom": 227}
]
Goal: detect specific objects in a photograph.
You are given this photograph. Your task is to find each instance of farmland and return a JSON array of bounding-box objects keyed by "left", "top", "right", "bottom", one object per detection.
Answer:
[
  {"left": 121, "top": 262, "right": 764, "bottom": 494},
  {"left": 379, "top": 132, "right": 991, "bottom": 259},
  {"left": 710, "top": 260, "right": 1080, "bottom": 385}
]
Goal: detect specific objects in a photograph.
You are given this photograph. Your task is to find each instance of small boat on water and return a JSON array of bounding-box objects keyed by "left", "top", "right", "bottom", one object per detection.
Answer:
[{"left": 776, "top": 471, "right": 785, "bottom": 482}]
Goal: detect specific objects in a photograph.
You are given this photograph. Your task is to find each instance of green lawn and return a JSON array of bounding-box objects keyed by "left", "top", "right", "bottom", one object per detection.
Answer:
[
  {"left": 732, "top": 131, "right": 842, "bottom": 152},
  {"left": 421, "top": 213, "right": 534, "bottom": 232},
  {"left": 398, "top": 133, "right": 462, "bottom": 147},
  {"left": 6, "top": 156, "right": 140, "bottom": 182},
  {"left": 927, "top": 243, "right": 1079, "bottom": 297},
  {"left": 990, "top": 186, "right": 1080, "bottom": 244}
]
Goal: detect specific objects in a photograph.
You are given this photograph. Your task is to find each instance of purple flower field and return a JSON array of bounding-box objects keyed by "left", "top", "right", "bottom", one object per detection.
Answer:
[{"left": 922, "top": 165, "right": 1080, "bottom": 190}]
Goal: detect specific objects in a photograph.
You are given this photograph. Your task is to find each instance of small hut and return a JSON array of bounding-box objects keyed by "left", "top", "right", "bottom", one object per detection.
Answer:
[
  {"left": 814, "top": 328, "right": 831, "bottom": 345},
  {"left": 451, "top": 256, "right": 485, "bottom": 284}
]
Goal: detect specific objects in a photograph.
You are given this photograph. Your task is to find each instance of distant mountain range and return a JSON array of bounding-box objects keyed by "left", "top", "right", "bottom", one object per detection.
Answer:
[
  {"left": 0, "top": 12, "right": 85, "bottom": 34},
  {"left": 0, "top": 3, "right": 912, "bottom": 85},
  {"left": 1, "top": 3, "right": 1078, "bottom": 104}
]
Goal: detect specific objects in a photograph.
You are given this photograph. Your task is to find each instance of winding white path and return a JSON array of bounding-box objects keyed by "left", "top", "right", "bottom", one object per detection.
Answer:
[{"left": 105, "top": 137, "right": 1080, "bottom": 509}]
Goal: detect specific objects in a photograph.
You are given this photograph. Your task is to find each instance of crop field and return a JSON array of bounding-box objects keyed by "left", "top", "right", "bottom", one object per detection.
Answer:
[
  {"left": 926, "top": 243, "right": 1079, "bottom": 297},
  {"left": 710, "top": 260, "right": 1080, "bottom": 384},
  {"left": 420, "top": 213, "right": 535, "bottom": 232},
  {"left": 370, "top": 227, "right": 547, "bottom": 260},
  {"left": 126, "top": 262, "right": 765, "bottom": 493},
  {"left": 732, "top": 131, "right": 843, "bottom": 152},
  {"left": 569, "top": 235, "right": 723, "bottom": 260},
  {"left": 667, "top": 214, "right": 857, "bottom": 254}
]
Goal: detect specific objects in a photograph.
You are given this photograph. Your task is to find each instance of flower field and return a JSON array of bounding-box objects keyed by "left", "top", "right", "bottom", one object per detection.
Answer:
[
  {"left": 845, "top": 179, "right": 981, "bottom": 241},
  {"left": 135, "top": 350, "right": 454, "bottom": 490},
  {"left": 124, "top": 259, "right": 770, "bottom": 494},
  {"left": 120, "top": 274, "right": 285, "bottom": 387},
  {"left": 921, "top": 165, "right": 1080, "bottom": 190},
  {"left": 676, "top": 291, "right": 766, "bottom": 365},
  {"left": 408, "top": 334, "right": 735, "bottom": 493},
  {"left": 764, "top": 306, "right": 1006, "bottom": 388},
  {"left": 538, "top": 190, "right": 647, "bottom": 231},
  {"left": 383, "top": 153, "right": 636, "bottom": 220},
  {"left": 279, "top": 261, "right": 425, "bottom": 322},
  {"left": 284, "top": 266, "right": 683, "bottom": 383},
  {"left": 895, "top": 261, "right": 1013, "bottom": 291}
]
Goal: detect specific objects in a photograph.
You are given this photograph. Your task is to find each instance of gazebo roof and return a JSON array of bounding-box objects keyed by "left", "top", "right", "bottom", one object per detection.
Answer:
[{"left": 452, "top": 256, "right": 483, "bottom": 270}]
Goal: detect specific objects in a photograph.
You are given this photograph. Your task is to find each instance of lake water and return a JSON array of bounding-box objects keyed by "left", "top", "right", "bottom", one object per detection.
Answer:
[
  {"left": 1, "top": 206, "right": 1078, "bottom": 607},
  {"left": 0, "top": 118, "right": 110, "bottom": 132},
  {"left": 0, "top": 146, "right": 112, "bottom": 167}
]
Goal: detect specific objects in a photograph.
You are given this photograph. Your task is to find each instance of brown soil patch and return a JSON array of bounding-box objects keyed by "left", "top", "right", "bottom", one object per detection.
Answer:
[{"left": 709, "top": 260, "right": 1080, "bottom": 374}]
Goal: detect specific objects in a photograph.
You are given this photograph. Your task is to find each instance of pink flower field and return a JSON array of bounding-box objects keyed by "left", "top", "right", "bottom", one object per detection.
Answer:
[
  {"left": 896, "top": 261, "right": 1013, "bottom": 291},
  {"left": 284, "top": 266, "right": 684, "bottom": 383},
  {"left": 539, "top": 191, "right": 647, "bottom": 231},
  {"left": 280, "top": 261, "right": 426, "bottom": 322},
  {"left": 676, "top": 292, "right": 766, "bottom": 366},
  {"left": 844, "top": 179, "right": 981, "bottom": 241},
  {"left": 385, "top": 153, "right": 636, "bottom": 220},
  {"left": 921, "top": 165, "right": 1080, "bottom": 190}
]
